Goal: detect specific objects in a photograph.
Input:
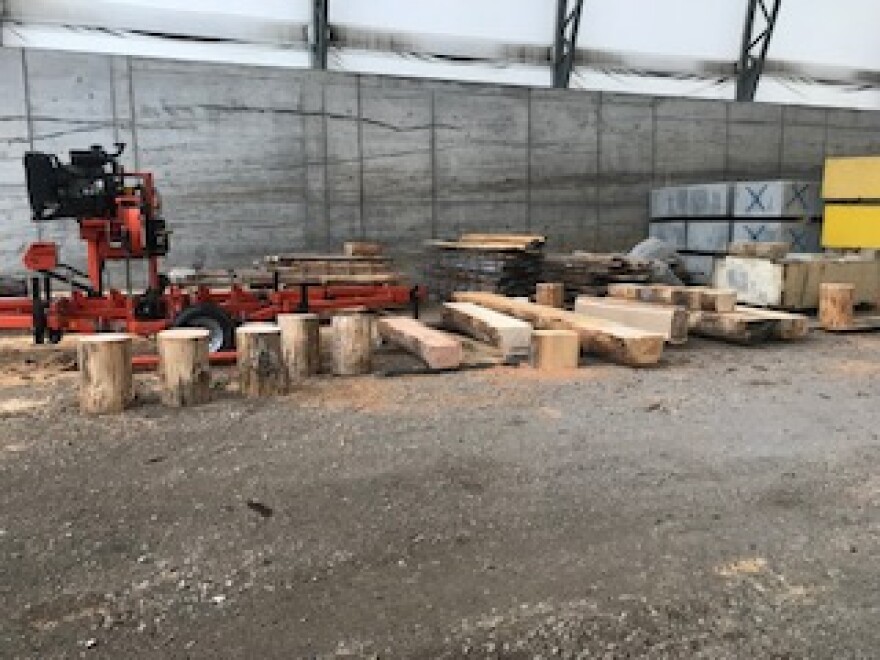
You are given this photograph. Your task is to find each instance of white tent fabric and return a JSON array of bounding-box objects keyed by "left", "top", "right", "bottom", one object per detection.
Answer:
[{"left": 2, "top": 0, "right": 879, "bottom": 109}]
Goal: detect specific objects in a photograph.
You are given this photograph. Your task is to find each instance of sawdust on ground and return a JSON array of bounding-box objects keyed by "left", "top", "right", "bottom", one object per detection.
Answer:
[{"left": 477, "top": 364, "right": 620, "bottom": 383}]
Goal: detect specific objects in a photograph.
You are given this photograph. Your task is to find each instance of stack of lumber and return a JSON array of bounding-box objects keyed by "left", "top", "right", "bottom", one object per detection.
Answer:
[
  {"left": 541, "top": 252, "right": 654, "bottom": 300},
  {"left": 606, "top": 283, "right": 808, "bottom": 344},
  {"left": 174, "top": 252, "right": 404, "bottom": 288},
  {"left": 452, "top": 291, "right": 664, "bottom": 367},
  {"left": 425, "top": 234, "right": 545, "bottom": 300}
]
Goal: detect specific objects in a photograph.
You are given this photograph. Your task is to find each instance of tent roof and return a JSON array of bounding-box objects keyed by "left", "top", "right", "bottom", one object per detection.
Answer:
[{"left": 3, "top": 0, "right": 879, "bottom": 108}]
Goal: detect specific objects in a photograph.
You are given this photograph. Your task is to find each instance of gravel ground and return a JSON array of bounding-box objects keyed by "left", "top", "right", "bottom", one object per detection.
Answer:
[{"left": 0, "top": 328, "right": 878, "bottom": 658}]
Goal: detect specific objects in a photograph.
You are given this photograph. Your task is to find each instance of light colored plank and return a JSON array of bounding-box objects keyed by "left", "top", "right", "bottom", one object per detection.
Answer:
[
  {"left": 377, "top": 317, "right": 463, "bottom": 370},
  {"left": 452, "top": 292, "right": 664, "bottom": 367},
  {"left": 442, "top": 302, "right": 532, "bottom": 360},
  {"left": 735, "top": 306, "right": 810, "bottom": 339},
  {"left": 573, "top": 296, "right": 688, "bottom": 344}
]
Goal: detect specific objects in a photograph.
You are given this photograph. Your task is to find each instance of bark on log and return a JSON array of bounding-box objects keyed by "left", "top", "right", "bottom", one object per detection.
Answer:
[
  {"left": 332, "top": 312, "right": 373, "bottom": 375},
  {"left": 157, "top": 328, "right": 211, "bottom": 407},
  {"left": 277, "top": 313, "right": 320, "bottom": 378},
  {"left": 236, "top": 324, "right": 288, "bottom": 397},
  {"left": 78, "top": 334, "right": 133, "bottom": 414}
]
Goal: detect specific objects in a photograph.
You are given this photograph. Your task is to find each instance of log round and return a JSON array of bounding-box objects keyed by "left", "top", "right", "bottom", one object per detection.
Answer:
[
  {"left": 535, "top": 282, "right": 565, "bottom": 308},
  {"left": 236, "top": 324, "right": 288, "bottom": 397},
  {"left": 332, "top": 312, "right": 373, "bottom": 375},
  {"left": 157, "top": 328, "right": 211, "bottom": 407},
  {"left": 277, "top": 313, "right": 320, "bottom": 378},
  {"left": 819, "top": 282, "right": 855, "bottom": 330},
  {"left": 77, "top": 333, "right": 134, "bottom": 414}
]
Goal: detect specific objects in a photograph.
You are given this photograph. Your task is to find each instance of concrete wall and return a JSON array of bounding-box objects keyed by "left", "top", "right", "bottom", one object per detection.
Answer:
[{"left": 3, "top": 47, "right": 880, "bottom": 279}]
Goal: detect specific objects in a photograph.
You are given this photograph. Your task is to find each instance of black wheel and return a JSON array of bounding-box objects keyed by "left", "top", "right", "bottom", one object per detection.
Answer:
[{"left": 172, "top": 303, "right": 235, "bottom": 352}]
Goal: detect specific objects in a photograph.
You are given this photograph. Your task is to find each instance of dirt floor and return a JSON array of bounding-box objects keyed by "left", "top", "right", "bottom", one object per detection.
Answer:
[{"left": 1, "top": 325, "right": 879, "bottom": 659}]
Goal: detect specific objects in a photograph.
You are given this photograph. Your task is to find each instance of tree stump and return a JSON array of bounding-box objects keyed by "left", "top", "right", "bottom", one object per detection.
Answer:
[
  {"left": 332, "top": 312, "right": 373, "bottom": 375},
  {"left": 277, "top": 313, "right": 320, "bottom": 378},
  {"left": 236, "top": 324, "right": 288, "bottom": 397},
  {"left": 529, "top": 329, "right": 579, "bottom": 370},
  {"left": 77, "top": 334, "right": 133, "bottom": 414},
  {"left": 535, "top": 282, "right": 565, "bottom": 308},
  {"left": 157, "top": 328, "right": 211, "bottom": 407},
  {"left": 819, "top": 282, "right": 855, "bottom": 330}
]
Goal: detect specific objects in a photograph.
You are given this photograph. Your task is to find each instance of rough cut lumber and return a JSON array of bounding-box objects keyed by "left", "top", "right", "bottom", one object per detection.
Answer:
[
  {"left": 530, "top": 330, "right": 579, "bottom": 370},
  {"left": 535, "top": 282, "right": 565, "bottom": 308},
  {"left": 343, "top": 241, "right": 383, "bottom": 257},
  {"left": 452, "top": 291, "right": 664, "bottom": 367},
  {"left": 573, "top": 296, "right": 688, "bottom": 345},
  {"left": 332, "top": 312, "right": 373, "bottom": 375},
  {"left": 690, "top": 306, "right": 810, "bottom": 344},
  {"left": 734, "top": 306, "right": 810, "bottom": 340},
  {"left": 157, "top": 328, "right": 211, "bottom": 407},
  {"left": 377, "top": 317, "right": 463, "bottom": 370},
  {"left": 459, "top": 233, "right": 546, "bottom": 247},
  {"left": 277, "top": 313, "right": 320, "bottom": 378},
  {"left": 819, "top": 283, "right": 856, "bottom": 331},
  {"left": 728, "top": 241, "right": 790, "bottom": 259},
  {"left": 688, "top": 311, "right": 776, "bottom": 345},
  {"left": 236, "top": 324, "right": 288, "bottom": 396},
  {"left": 607, "top": 283, "right": 736, "bottom": 312},
  {"left": 77, "top": 334, "right": 134, "bottom": 414},
  {"left": 442, "top": 302, "right": 532, "bottom": 360}
]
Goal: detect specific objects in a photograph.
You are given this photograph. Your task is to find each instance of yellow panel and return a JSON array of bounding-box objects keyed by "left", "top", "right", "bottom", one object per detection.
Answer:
[
  {"left": 822, "top": 204, "right": 880, "bottom": 248},
  {"left": 823, "top": 156, "right": 880, "bottom": 201}
]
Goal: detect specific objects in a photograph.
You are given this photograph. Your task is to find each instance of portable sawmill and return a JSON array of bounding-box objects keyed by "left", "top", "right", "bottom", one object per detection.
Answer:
[{"left": 0, "top": 144, "right": 423, "bottom": 350}]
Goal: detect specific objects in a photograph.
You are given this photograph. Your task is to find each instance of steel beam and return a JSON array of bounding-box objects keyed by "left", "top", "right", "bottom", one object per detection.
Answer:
[
  {"left": 311, "top": 0, "right": 328, "bottom": 69},
  {"left": 735, "top": 0, "right": 782, "bottom": 101},
  {"left": 552, "top": 0, "right": 584, "bottom": 88}
]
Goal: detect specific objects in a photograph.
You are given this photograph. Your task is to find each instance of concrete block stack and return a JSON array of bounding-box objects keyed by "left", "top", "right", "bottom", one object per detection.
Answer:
[{"left": 649, "top": 180, "right": 822, "bottom": 283}]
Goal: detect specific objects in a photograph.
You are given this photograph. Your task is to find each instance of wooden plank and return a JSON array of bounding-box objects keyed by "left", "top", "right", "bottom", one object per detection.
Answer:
[
  {"left": 376, "top": 317, "right": 463, "bottom": 370},
  {"left": 821, "top": 314, "right": 880, "bottom": 333},
  {"left": 734, "top": 306, "right": 810, "bottom": 340},
  {"left": 343, "top": 241, "right": 383, "bottom": 257},
  {"left": 452, "top": 292, "right": 664, "bottom": 367},
  {"left": 606, "top": 283, "right": 735, "bottom": 312},
  {"left": 688, "top": 311, "right": 776, "bottom": 345},
  {"left": 441, "top": 302, "right": 532, "bottom": 360},
  {"left": 459, "top": 233, "right": 546, "bottom": 245},
  {"left": 728, "top": 241, "right": 789, "bottom": 259},
  {"left": 426, "top": 239, "right": 541, "bottom": 252},
  {"left": 573, "top": 296, "right": 688, "bottom": 345}
]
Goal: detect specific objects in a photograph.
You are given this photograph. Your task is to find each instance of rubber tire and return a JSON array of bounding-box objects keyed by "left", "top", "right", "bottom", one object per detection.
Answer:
[{"left": 172, "top": 303, "right": 235, "bottom": 352}]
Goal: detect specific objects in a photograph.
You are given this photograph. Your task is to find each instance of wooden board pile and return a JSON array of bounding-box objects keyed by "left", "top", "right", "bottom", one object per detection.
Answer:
[
  {"left": 541, "top": 252, "right": 655, "bottom": 301},
  {"left": 605, "top": 283, "right": 809, "bottom": 344},
  {"left": 172, "top": 245, "right": 405, "bottom": 288},
  {"left": 425, "top": 233, "right": 545, "bottom": 300}
]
